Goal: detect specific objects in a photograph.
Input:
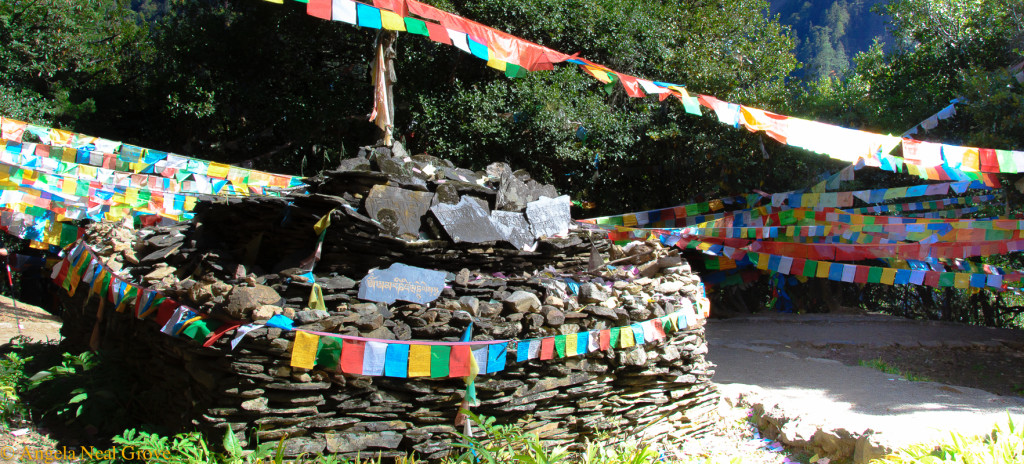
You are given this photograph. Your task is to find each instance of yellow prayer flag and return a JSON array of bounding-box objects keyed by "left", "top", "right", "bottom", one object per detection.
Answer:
[
  {"left": 207, "top": 162, "right": 230, "bottom": 179},
  {"left": 314, "top": 209, "right": 335, "bottom": 236},
  {"left": 620, "top": 327, "right": 634, "bottom": 348},
  {"left": 50, "top": 129, "right": 73, "bottom": 145},
  {"left": 308, "top": 283, "right": 326, "bottom": 312},
  {"left": 184, "top": 196, "right": 197, "bottom": 211},
  {"left": 583, "top": 66, "right": 613, "bottom": 84},
  {"left": 486, "top": 58, "right": 507, "bottom": 71},
  {"left": 816, "top": 262, "right": 831, "bottom": 279},
  {"left": 962, "top": 148, "right": 980, "bottom": 171},
  {"left": 263, "top": 0, "right": 284, "bottom": 3},
  {"left": 290, "top": 331, "right": 319, "bottom": 369},
  {"left": 408, "top": 344, "right": 432, "bottom": 377},
  {"left": 565, "top": 334, "right": 577, "bottom": 356},
  {"left": 880, "top": 268, "right": 897, "bottom": 285},
  {"left": 61, "top": 179, "right": 76, "bottom": 195},
  {"left": 381, "top": 10, "right": 406, "bottom": 31},
  {"left": 953, "top": 273, "right": 971, "bottom": 289},
  {"left": 755, "top": 253, "right": 770, "bottom": 271}
]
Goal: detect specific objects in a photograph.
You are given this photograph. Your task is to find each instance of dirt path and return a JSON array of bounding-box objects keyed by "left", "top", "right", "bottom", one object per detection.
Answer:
[
  {"left": 0, "top": 294, "right": 62, "bottom": 344},
  {"left": 707, "top": 313, "right": 1024, "bottom": 463}
]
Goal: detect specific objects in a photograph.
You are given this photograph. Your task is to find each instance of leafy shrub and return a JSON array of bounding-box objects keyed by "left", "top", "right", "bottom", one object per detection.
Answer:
[{"left": 0, "top": 350, "right": 32, "bottom": 426}]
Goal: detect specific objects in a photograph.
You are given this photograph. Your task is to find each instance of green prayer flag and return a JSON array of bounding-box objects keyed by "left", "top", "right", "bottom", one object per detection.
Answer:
[
  {"left": 505, "top": 63, "right": 528, "bottom": 78},
  {"left": 183, "top": 320, "right": 210, "bottom": 340},
  {"left": 430, "top": 345, "right": 451, "bottom": 378},
  {"left": 316, "top": 337, "right": 342, "bottom": 369},
  {"left": 603, "top": 73, "right": 620, "bottom": 95},
  {"left": 404, "top": 17, "right": 430, "bottom": 35},
  {"left": 802, "top": 260, "right": 818, "bottom": 278},
  {"left": 867, "top": 267, "right": 883, "bottom": 283},
  {"left": 681, "top": 94, "right": 702, "bottom": 116},
  {"left": 25, "top": 206, "right": 47, "bottom": 218},
  {"left": 938, "top": 273, "right": 955, "bottom": 287},
  {"left": 609, "top": 327, "right": 620, "bottom": 348},
  {"left": 554, "top": 335, "right": 566, "bottom": 358}
]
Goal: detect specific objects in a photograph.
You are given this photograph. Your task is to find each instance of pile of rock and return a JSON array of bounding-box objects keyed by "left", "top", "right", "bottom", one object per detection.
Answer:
[{"left": 57, "top": 143, "right": 718, "bottom": 460}]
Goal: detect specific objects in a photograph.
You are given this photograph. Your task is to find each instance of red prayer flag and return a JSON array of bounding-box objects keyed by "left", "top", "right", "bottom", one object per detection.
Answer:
[
  {"left": 340, "top": 340, "right": 366, "bottom": 374},
  {"left": 374, "top": 0, "right": 409, "bottom": 16},
  {"left": 424, "top": 22, "right": 451, "bottom": 45},
  {"left": 153, "top": 299, "right": 179, "bottom": 326},
  {"left": 449, "top": 345, "right": 471, "bottom": 377},
  {"left": 540, "top": 337, "right": 555, "bottom": 360},
  {"left": 307, "top": 0, "right": 332, "bottom": 19},
  {"left": 790, "top": 258, "right": 805, "bottom": 276},
  {"left": 924, "top": 271, "right": 940, "bottom": 288},
  {"left": 599, "top": 329, "right": 611, "bottom": 350},
  {"left": 979, "top": 148, "right": 999, "bottom": 172},
  {"left": 616, "top": 73, "right": 645, "bottom": 98},
  {"left": 854, "top": 266, "right": 870, "bottom": 284}
]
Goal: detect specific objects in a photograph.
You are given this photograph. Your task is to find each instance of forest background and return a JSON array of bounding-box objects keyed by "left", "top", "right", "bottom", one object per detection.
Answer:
[{"left": 1, "top": 0, "right": 1023, "bottom": 325}]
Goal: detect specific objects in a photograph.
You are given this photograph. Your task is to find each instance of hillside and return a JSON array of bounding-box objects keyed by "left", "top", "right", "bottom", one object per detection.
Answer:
[{"left": 770, "top": 0, "right": 891, "bottom": 79}]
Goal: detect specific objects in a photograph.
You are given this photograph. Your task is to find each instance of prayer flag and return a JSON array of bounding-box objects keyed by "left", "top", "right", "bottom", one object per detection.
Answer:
[
  {"left": 472, "top": 345, "right": 489, "bottom": 374},
  {"left": 517, "top": 340, "right": 531, "bottom": 362},
  {"left": 291, "top": 331, "right": 319, "bottom": 369},
  {"left": 380, "top": 10, "right": 406, "bottom": 31},
  {"left": 332, "top": 0, "right": 357, "bottom": 24},
  {"left": 404, "top": 17, "right": 429, "bottom": 35},
  {"left": 307, "top": 0, "right": 332, "bottom": 19},
  {"left": 620, "top": 326, "right": 634, "bottom": 348},
  {"left": 430, "top": 345, "right": 451, "bottom": 378},
  {"left": 384, "top": 343, "right": 410, "bottom": 377},
  {"left": 485, "top": 342, "right": 505, "bottom": 374},
  {"left": 528, "top": 339, "right": 541, "bottom": 359},
  {"left": 316, "top": 337, "right": 342, "bottom": 370},
  {"left": 554, "top": 335, "right": 566, "bottom": 358},
  {"left": 577, "top": 332, "right": 590, "bottom": 354},
  {"left": 540, "top": 337, "right": 555, "bottom": 360},
  {"left": 356, "top": 3, "right": 383, "bottom": 29},
  {"left": 448, "top": 344, "right": 473, "bottom": 378},
  {"left": 424, "top": 22, "right": 450, "bottom": 44},
  {"left": 340, "top": 339, "right": 366, "bottom": 375},
  {"left": 589, "top": 330, "right": 602, "bottom": 352},
  {"left": 408, "top": 344, "right": 431, "bottom": 377},
  {"left": 363, "top": 341, "right": 388, "bottom": 376}
]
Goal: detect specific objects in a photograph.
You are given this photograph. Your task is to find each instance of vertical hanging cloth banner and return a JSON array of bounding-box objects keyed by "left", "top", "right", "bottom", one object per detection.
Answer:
[{"left": 369, "top": 36, "right": 394, "bottom": 143}]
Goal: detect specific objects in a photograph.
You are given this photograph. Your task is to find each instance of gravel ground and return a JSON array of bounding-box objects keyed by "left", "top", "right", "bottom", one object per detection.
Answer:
[{"left": 661, "top": 400, "right": 826, "bottom": 464}]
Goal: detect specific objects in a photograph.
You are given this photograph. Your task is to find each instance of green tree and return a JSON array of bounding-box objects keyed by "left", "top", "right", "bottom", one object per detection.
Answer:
[{"left": 0, "top": 0, "right": 149, "bottom": 125}]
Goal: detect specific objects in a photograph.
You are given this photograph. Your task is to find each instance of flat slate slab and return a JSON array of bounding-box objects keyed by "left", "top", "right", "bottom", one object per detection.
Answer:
[
  {"left": 364, "top": 185, "right": 434, "bottom": 239},
  {"left": 430, "top": 196, "right": 502, "bottom": 243},
  {"left": 526, "top": 195, "right": 572, "bottom": 239}
]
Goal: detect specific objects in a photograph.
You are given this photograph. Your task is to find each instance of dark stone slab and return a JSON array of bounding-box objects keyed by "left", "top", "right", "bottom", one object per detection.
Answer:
[
  {"left": 430, "top": 196, "right": 502, "bottom": 243},
  {"left": 433, "top": 183, "right": 460, "bottom": 206},
  {"left": 526, "top": 195, "right": 572, "bottom": 239},
  {"left": 489, "top": 210, "right": 536, "bottom": 251},
  {"left": 357, "top": 263, "right": 446, "bottom": 305},
  {"left": 364, "top": 185, "right": 434, "bottom": 239},
  {"left": 496, "top": 172, "right": 532, "bottom": 212}
]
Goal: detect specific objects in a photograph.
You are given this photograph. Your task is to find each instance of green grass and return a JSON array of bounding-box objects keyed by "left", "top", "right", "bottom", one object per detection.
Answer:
[
  {"left": 858, "top": 358, "right": 932, "bottom": 382},
  {"left": 871, "top": 415, "right": 1023, "bottom": 463}
]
